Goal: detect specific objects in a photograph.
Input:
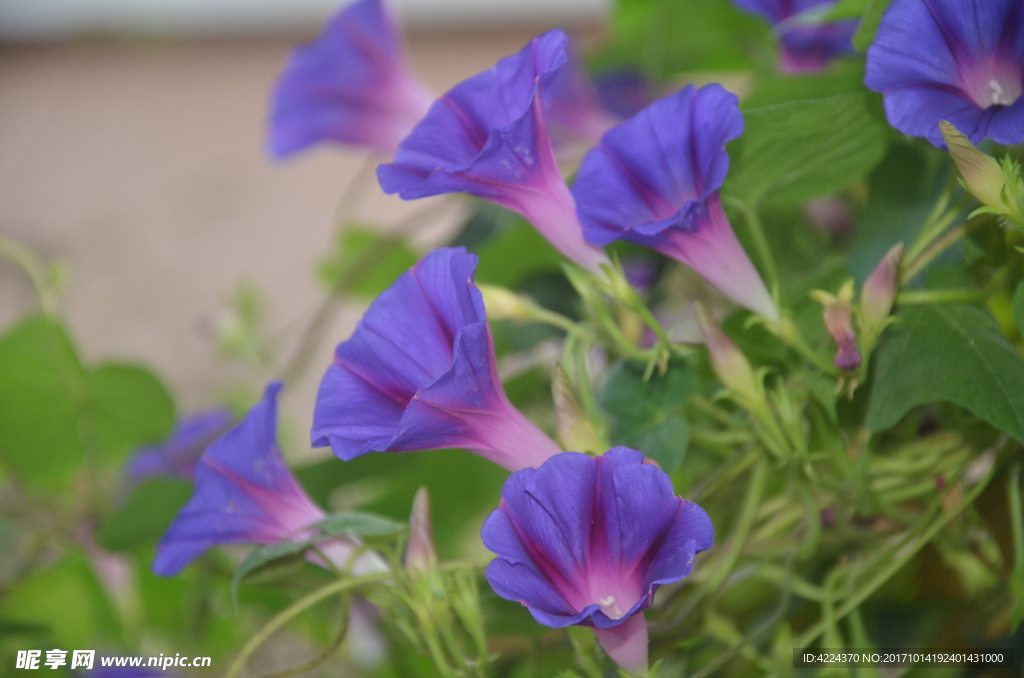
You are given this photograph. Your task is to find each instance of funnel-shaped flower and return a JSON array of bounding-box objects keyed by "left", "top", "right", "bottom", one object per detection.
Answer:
[
  {"left": 124, "top": 409, "right": 234, "bottom": 485},
  {"left": 865, "top": 0, "right": 1024, "bottom": 147},
  {"left": 483, "top": 447, "right": 713, "bottom": 675},
  {"left": 312, "top": 247, "right": 562, "bottom": 472},
  {"left": 377, "top": 30, "right": 609, "bottom": 272},
  {"left": 734, "top": 0, "right": 856, "bottom": 73},
  {"left": 572, "top": 84, "right": 778, "bottom": 320},
  {"left": 154, "top": 383, "right": 377, "bottom": 576},
  {"left": 268, "top": 0, "right": 433, "bottom": 157}
]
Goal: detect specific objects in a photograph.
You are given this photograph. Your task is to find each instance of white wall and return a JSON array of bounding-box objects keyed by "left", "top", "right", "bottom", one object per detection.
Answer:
[{"left": 0, "top": 0, "right": 612, "bottom": 41}]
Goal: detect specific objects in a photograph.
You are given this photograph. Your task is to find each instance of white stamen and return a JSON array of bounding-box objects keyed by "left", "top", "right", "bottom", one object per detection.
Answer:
[
  {"left": 598, "top": 595, "right": 623, "bottom": 619},
  {"left": 990, "top": 79, "right": 1008, "bottom": 105}
]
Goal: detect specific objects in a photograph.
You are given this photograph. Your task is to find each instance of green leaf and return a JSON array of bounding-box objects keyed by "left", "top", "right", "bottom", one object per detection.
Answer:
[
  {"left": 599, "top": 359, "right": 692, "bottom": 473},
  {"left": 825, "top": 0, "right": 872, "bottom": 20},
  {"left": 743, "top": 61, "right": 866, "bottom": 109},
  {"left": 0, "top": 552, "right": 121, "bottom": 648},
  {"left": 96, "top": 477, "right": 193, "bottom": 552},
  {"left": 725, "top": 92, "right": 889, "bottom": 206},
  {"left": 1014, "top": 282, "right": 1024, "bottom": 335},
  {"left": 231, "top": 541, "right": 308, "bottom": 606},
  {"left": 86, "top": 364, "right": 175, "bottom": 465},
  {"left": 315, "top": 511, "right": 405, "bottom": 537},
  {"left": 317, "top": 227, "right": 418, "bottom": 298},
  {"left": 594, "top": 0, "right": 764, "bottom": 78},
  {"left": 0, "top": 315, "right": 176, "bottom": 489},
  {"left": 229, "top": 511, "right": 402, "bottom": 603},
  {"left": 866, "top": 303, "right": 1024, "bottom": 442},
  {"left": 853, "top": 0, "right": 896, "bottom": 52},
  {"left": 0, "top": 316, "right": 87, "bottom": 489},
  {"left": 474, "top": 221, "right": 564, "bottom": 288}
]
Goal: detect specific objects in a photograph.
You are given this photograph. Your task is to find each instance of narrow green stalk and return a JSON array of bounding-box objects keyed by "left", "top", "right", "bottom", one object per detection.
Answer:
[
  {"left": 904, "top": 186, "right": 955, "bottom": 265},
  {"left": 1008, "top": 464, "right": 1024, "bottom": 578},
  {"left": 901, "top": 225, "right": 968, "bottom": 282},
  {"left": 224, "top": 572, "right": 391, "bottom": 678},
  {"left": 795, "top": 464, "right": 997, "bottom": 648},
  {"left": 704, "top": 459, "right": 770, "bottom": 593},
  {"left": 895, "top": 289, "right": 985, "bottom": 305},
  {"left": 0, "top": 233, "right": 60, "bottom": 315},
  {"left": 735, "top": 200, "right": 779, "bottom": 293}
]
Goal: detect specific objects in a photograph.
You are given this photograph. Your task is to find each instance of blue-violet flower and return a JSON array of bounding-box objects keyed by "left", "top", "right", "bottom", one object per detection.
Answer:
[
  {"left": 312, "top": 247, "right": 562, "bottom": 472},
  {"left": 267, "top": 0, "right": 433, "bottom": 157},
  {"left": 377, "top": 30, "right": 609, "bottom": 272},
  {"left": 865, "top": 0, "right": 1024, "bottom": 146},
  {"left": 572, "top": 84, "right": 779, "bottom": 320},
  {"left": 734, "top": 0, "right": 857, "bottom": 73},
  {"left": 154, "top": 382, "right": 380, "bottom": 576},
  {"left": 124, "top": 409, "right": 234, "bottom": 485},
  {"left": 483, "top": 447, "right": 713, "bottom": 674}
]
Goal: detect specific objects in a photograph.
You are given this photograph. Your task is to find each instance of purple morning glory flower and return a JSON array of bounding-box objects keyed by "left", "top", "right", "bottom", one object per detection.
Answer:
[
  {"left": 311, "top": 247, "right": 563, "bottom": 472},
  {"left": 154, "top": 382, "right": 379, "bottom": 576},
  {"left": 865, "top": 0, "right": 1024, "bottom": 147},
  {"left": 482, "top": 447, "right": 713, "bottom": 674},
  {"left": 572, "top": 84, "right": 779, "bottom": 321},
  {"left": 267, "top": 0, "right": 433, "bottom": 157},
  {"left": 377, "top": 30, "right": 610, "bottom": 273},
  {"left": 734, "top": 0, "right": 857, "bottom": 73},
  {"left": 124, "top": 409, "right": 234, "bottom": 485}
]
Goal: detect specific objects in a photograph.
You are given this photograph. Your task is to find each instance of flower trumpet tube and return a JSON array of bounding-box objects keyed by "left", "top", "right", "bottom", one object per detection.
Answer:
[
  {"left": 154, "top": 382, "right": 383, "bottom": 576},
  {"left": 267, "top": 0, "right": 433, "bottom": 158},
  {"left": 865, "top": 0, "right": 1024, "bottom": 147},
  {"left": 573, "top": 84, "right": 778, "bottom": 321},
  {"left": 733, "top": 0, "right": 857, "bottom": 73},
  {"left": 482, "top": 448, "right": 713, "bottom": 675},
  {"left": 311, "top": 247, "right": 563, "bottom": 472},
  {"left": 377, "top": 30, "right": 609, "bottom": 273}
]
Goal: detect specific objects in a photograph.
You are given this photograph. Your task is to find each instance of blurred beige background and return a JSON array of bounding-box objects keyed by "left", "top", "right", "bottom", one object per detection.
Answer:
[{"left": 0, "top": 18, "right": 602, "bottom": 458}]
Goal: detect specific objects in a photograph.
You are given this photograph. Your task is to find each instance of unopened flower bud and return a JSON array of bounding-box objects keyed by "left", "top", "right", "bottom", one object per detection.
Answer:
[
  {"left": 693, "top": 301, "right": 763, "bottom": 405},
  {"left": 404, "top": 487, "right": 436, "bottom": 575},
  {"left": 940, "top": 121, "right": 1017, "bottom": 215},
  {"left": 812, "top": 281, "right": 861, "bottom": 371},
  {"left": 860, "top": 242, "right": 904, "bottom": 337},
  {"left": 478, "top": 283, "right": 532, "bottom": 321},
  {"left": 551, "top": 364, "right": 605, "bottom": 454}
]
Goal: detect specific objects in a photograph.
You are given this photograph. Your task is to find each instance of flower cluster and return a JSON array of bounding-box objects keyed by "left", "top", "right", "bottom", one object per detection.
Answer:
[{"left": 143, "top": 0, "right": 1022, "bottom": 673}]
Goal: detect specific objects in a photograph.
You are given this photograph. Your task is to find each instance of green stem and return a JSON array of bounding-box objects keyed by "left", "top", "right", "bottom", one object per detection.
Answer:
[
  {"left": 735, "top": 200, "right": 779, "bottom": 294},
  {"left": 223, "top": 572, "right": 391, "bottom": 678},
  {"left": 901, "top": 224, "right": 969, "bottom": 283},
  {"left": 261, "top": 594, "right": 351, "bottom": 678},
  {"left": 0, "top": 233, "right": 60, "bottom": 315},
  {"left": 795, "top": 464, "right": 997, "bottom": 648},
  {"left": 1009, "top": 464, "right": 1024, "bottom": 576},
  {"left": 704, "top": 459, "right": 770, "bottom": 593},
  {"left": 904, "top": 185, "right": 955, "bottom": 264},
  {"left": 896, "top": 288, "right": 986, "bottom": 305}
]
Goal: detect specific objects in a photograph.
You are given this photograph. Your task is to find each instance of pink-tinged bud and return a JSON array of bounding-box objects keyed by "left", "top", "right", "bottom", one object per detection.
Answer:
[
  {"left": 694, "top": 301, "right": 762, "bottom": 404},
  {"left": 813, "top": 281, "right": 861, "bottom": 371},
  {"left": 404, "top": 487, "right": 436, "bottom": 575},
  {"left": 551, "top": 364, "right": 604, "bottom": 454},
  {"left": 860, "top": 242, "right": 904, "bottom": 336},
  {"left": 940, "top": 121, "right": 1012, "bottom": 212}
]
